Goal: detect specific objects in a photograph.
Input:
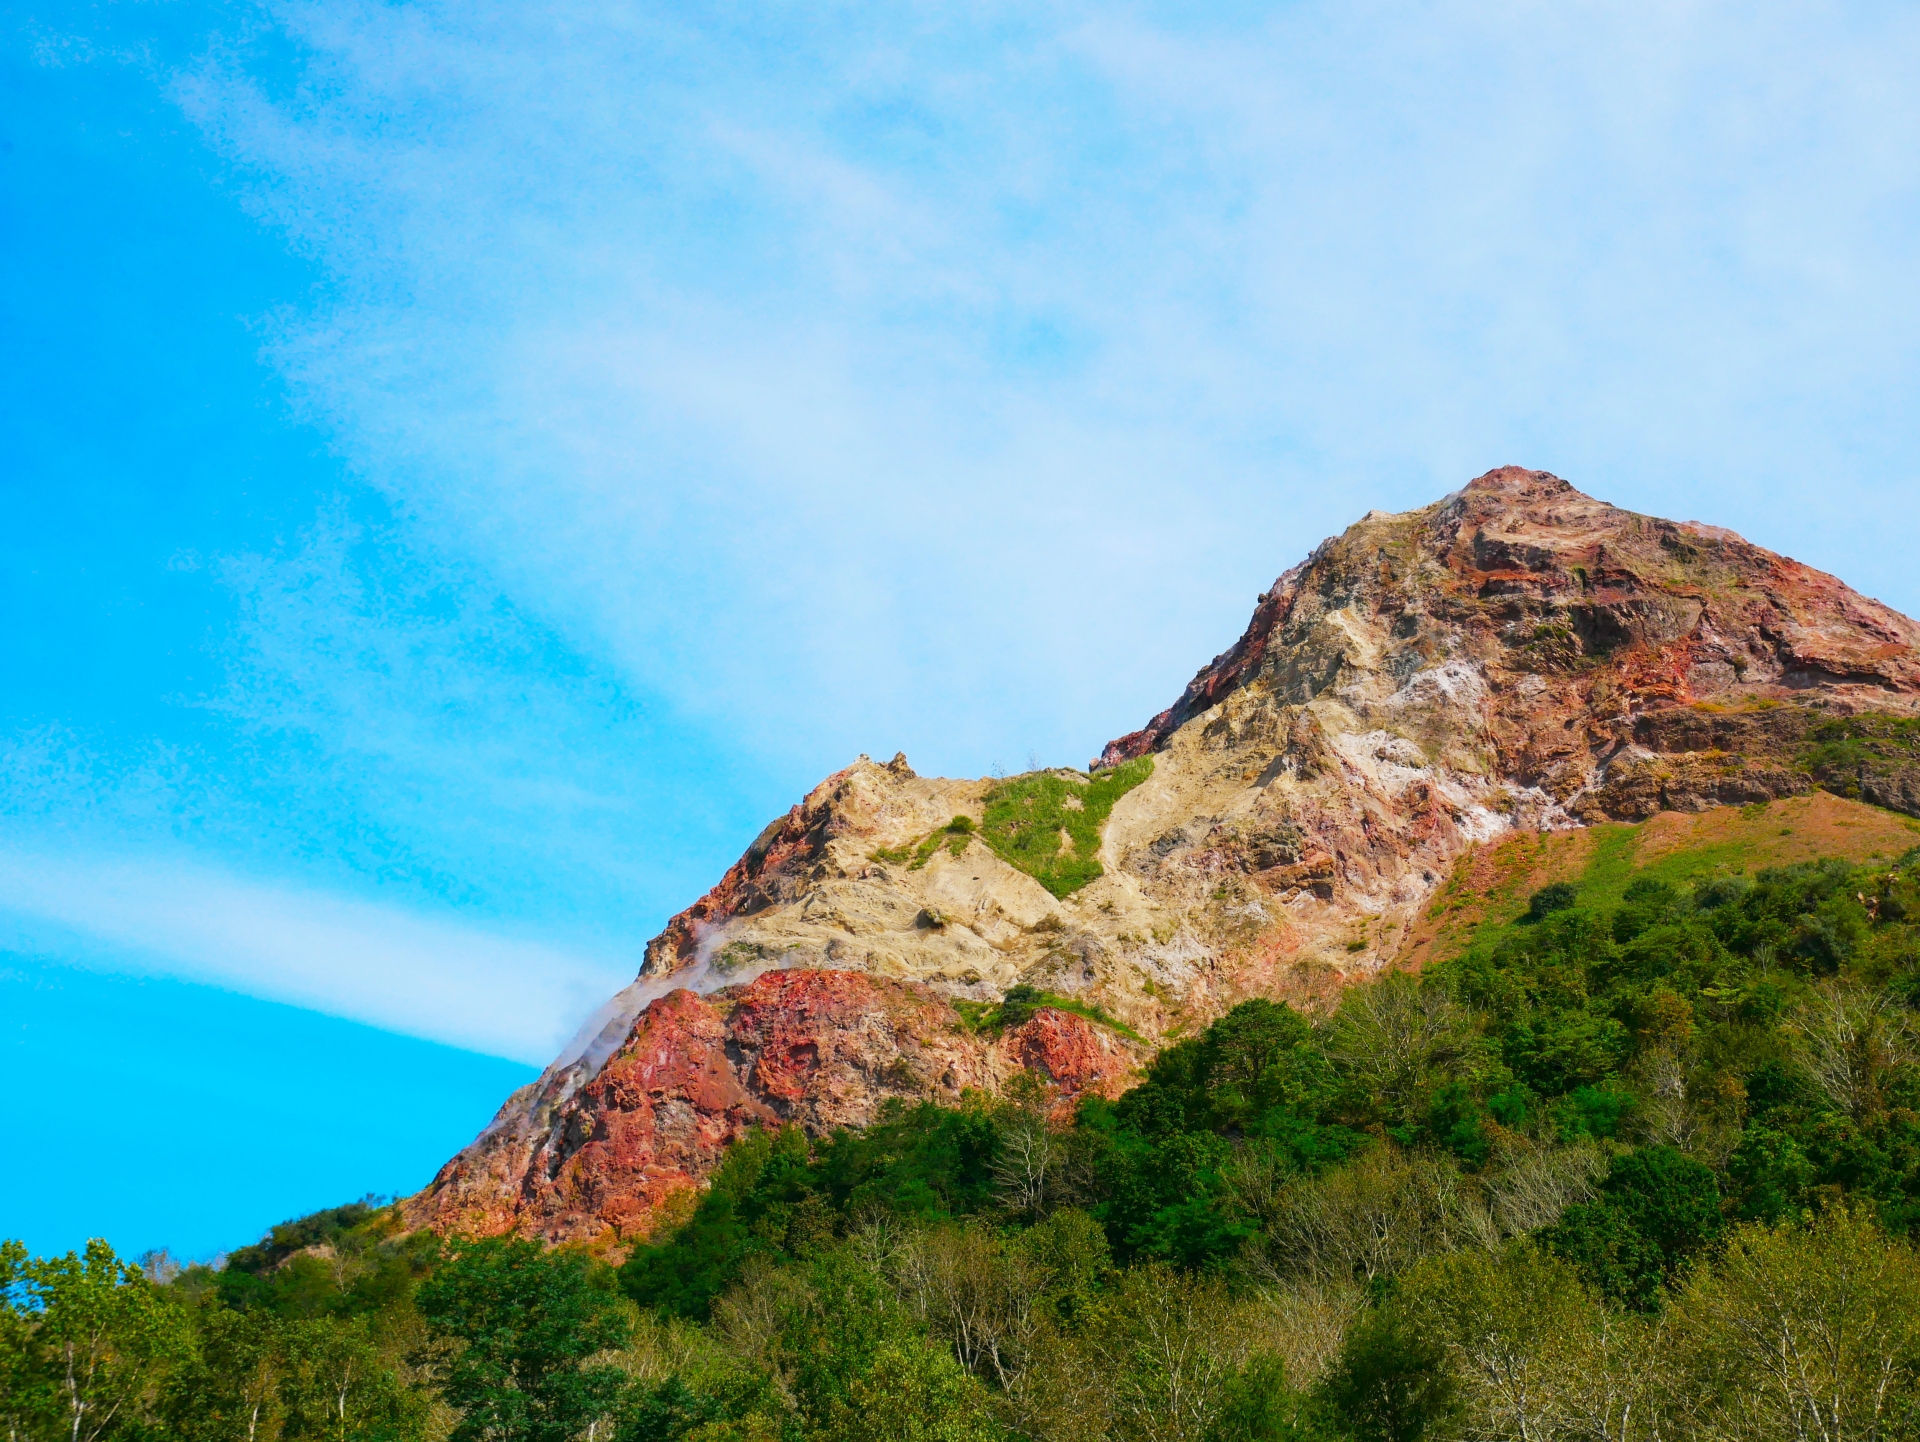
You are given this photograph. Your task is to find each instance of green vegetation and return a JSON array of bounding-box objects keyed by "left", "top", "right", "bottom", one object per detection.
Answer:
[
  {"left": 874, "top": 817, "right": 978, "bottom": 870},
  {"left": 954, "top": 983, "right": 1146, "bottom": 1043},
  {"left": 1803, "top": 711, "right": 1920, "bottom": 798},
  {"left": 1, "top": 1221, "right": 432, "bottom": 1442},
  {"left": 869, "top": 757, "right": 1153, "bottom": 897},
  {"left": 1425, "top": 794, "right": 1920, "bottom": 972},
  {"left": 913, "top": 816, "right": 976, "bottom": 868},
  {"left": 418, "top": 1239, "right": 631, "bottom": 1442},
  {"left": 21, "top": 827, "right": 1920, "bottom": 1439},
  {"left": 1524, "top": 881, "right": 1578, "bottom": 921},
  {"left": 978, "top": 757, "right": 1154, "bottom": 898}
]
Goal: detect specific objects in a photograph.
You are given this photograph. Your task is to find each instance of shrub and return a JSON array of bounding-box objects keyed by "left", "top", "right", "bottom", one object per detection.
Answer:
[{"left": 1527, "top": 883, "right": 1579, "bottom": 922}]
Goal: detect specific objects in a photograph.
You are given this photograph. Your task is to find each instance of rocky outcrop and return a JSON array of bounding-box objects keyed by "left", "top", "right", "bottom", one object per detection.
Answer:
[
  {"left": 409, "top": 467, "right": 1920, "bottom": 1247},
  {"left": 406, "top": 970, "right": 1139, "bottom": 1245},
  {"left": 1100, "top": 467, "right": 1920, "bottom": 793}
]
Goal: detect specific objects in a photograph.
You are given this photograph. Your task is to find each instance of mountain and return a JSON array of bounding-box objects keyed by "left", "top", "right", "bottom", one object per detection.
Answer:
[{"left": 405, "top": 466, "right": 1920, "bottom": 1248}]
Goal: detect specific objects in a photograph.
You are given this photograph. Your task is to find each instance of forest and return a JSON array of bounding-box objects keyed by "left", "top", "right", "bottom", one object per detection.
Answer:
[{"left": 11, "top": 840, "right": 1920, "bottom": 1441}]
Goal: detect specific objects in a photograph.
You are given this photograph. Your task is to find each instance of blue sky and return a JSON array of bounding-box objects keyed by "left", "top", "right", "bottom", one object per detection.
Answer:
[{"left": 5, "top": 0, "right": 1920, "bottom": 1259}]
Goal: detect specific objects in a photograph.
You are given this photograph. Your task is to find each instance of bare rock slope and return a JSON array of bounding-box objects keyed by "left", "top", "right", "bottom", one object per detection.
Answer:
[{"left": 407, "top": 467, "right": 1920, "bottom": 1246}]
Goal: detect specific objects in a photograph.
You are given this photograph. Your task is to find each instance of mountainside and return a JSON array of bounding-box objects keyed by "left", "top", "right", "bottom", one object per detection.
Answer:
[{"left": 407, "top": 466, "right": 1920, "bottom": 1248}]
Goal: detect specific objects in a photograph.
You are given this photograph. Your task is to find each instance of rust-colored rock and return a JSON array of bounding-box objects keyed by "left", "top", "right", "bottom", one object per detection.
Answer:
[
  {"left": 413, "top": 467, "right": 1920, "bottom": 1248},
  {"left": 405, "top": 970, "right": 1139, "bottom": 1245},
  {"left": 1099, "top": 466, "right": 1920, "bottom": 783}
]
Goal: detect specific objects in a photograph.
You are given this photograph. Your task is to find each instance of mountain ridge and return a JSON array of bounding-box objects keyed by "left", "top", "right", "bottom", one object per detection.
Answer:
[{"left": 406, "top": 467, "right": 1920, "bottom": 1249}]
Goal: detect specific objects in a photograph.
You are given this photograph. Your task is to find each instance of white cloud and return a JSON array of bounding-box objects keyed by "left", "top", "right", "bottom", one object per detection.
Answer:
[
  {"left": 17, "top": 0, "right": 1920, "bottom": 1062},
  {"left": 0, "top": 849, "right": 628, "bottom": 1063},
  {"left": 154, "top": 0, "right": 1920, "bottom": 791},
  {"left": 0, "top": 505, "right": 768, "bottom": 936}
]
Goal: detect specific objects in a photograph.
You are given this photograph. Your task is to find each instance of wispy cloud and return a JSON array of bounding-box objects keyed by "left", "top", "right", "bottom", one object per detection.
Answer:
[
  {"left": 0, "top": 502, "right": 766, "bottom": 1057},
  {"left": 2, "top": 503, "right": 766, "bottom": 932},
  {"left": 0, "top": 849, "right": 624, "bottom": 1062},
  {"left": 200, "top": 501, "right": 763, "bottom": 922},
  {"left": 159, "top": 0, "right": 1920, "bottom": 785},
  {"left": 13, "top": 0, "right": 1920, "bottom": 1062}
]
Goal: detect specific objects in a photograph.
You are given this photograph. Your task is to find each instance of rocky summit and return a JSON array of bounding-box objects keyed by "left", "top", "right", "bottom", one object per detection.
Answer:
[{"left": 406, "top": 467, "right": 1920, "bottom": 1248}]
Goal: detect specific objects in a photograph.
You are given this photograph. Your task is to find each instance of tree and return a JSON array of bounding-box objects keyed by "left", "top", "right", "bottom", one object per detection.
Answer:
[
  {"left": 1324, "top": 974, "right": 1484, "bottom": 1130},
  {"left": 1, "top": 1239, "right": 55, "bottom": 1442},
  {"left": 1018, "top": 1208, "right": 1112, "bottom": 1332},
  {"left": 1206, "top": 1356, "right": 1340, "bottom": 1442},
  {"left": 1319, "top": 1303, "right": 1457, "bottom": 1442},
  {"left": 1544, "top": 1146, "right": 1722, "bottom": 1311},
  {"left": 417, "top": 1238, "right": 630, "bottom": 1442},
  {"left": 1727, "top": 1125, "right": 1817, "bottom": 1224},
  {"left": 1095, "top": 1266, "right": 1241, "bottom": 1442},
  {"left": 162, "top": 1307, "right": 287, "bottom": 1442},
  {"left": 1789, "top": 985, "right": 1919, "bottom": 1122},
  {"left": 1250, "top": 1146, "right": 1487, "bottom": 1289},
  {"left": 25, "top": 1239, "right": 189, "bottom": 1442},
  {"left": 1674, "top": 1207, "right": 1920, "bottom": 1442},
  {"left": 992, "top": 1073, "right": 1060, "bottom": 1223},
  {"left": 829, "top": 1341, "right": 1002, "bottom": 1442},
  {"left": 615, "top": 1369, "right": 784, "bottom": 1442},
  {"left": 281, "top": 1316, "right": 425, "bottom": 1442},
  {"left": 1400, "top": 1245, "right": 1670, "bottom": 1442},
  {"left": 891, "top": 1224, "right": 1041, "bottom": 1391}
]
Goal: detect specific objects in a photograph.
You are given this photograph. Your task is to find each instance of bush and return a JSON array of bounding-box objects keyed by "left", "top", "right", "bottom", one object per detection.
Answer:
[
  {"left": 1543, "top": 1146, "right": 1722, "bottom": 1310},
  {"left": 1526, "top": 883, "right": 1579, "bottom": 922},
  {"left": 1320, "top": 1305, "right": 1458, "bottom": 1442}
]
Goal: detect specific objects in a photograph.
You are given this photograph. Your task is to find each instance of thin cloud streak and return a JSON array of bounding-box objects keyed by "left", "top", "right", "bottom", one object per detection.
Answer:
[
  {"left": 0, "top": 501, "right": 766, "bottom": 936},
  {"left": 0, "top": 850, "right": 627, "bottom": 1063}
]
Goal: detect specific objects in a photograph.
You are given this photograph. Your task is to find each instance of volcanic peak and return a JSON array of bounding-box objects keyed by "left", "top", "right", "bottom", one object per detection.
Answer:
[{"left": 407, "top": 468, "right": 1920, "bottom": 1249}]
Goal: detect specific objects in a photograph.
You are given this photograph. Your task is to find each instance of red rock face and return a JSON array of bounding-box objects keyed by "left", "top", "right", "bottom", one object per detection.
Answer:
[
  {"left": 405, "top": 970, "right": 1139, "bottom": 1246},
  {"left": 1099, "top": 467, "right": 1920, "bottom": 788},
  {"left": 1004, "top": 1007, "right": 1135, "bottom": 1107}
]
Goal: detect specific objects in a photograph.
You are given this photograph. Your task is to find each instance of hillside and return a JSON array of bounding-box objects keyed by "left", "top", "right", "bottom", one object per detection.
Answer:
[
  {"left": 1405, "top": 788, "right": 1920, "bottom": 971},
  {"left": 21, "top": 818, "right": 1920, "bottom": 1442},
  {"left": 407, "top": 467, "right": 1920, "bottom": 1248}
]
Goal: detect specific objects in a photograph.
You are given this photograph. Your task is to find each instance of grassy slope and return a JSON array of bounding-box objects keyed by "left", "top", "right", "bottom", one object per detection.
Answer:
[
  {"left": 977, "top": 757, "right": 1154, "bottom": 899},
  {"left": 875, "top": 759, "right": 1157, "bottom": 899},
  {"left": 1402, "top": 791, "right": 1920, "bottom": 971}
]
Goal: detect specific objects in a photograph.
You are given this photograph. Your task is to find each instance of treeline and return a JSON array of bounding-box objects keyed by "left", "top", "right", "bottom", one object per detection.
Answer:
[{"left": 10, "top": 848, "right": 1920, "bottom": 1439}]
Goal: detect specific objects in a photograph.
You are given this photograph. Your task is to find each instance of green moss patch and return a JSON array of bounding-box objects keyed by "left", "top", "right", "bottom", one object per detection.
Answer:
[
  {"left": 867, "top": 758, "right": 1154, "bottom": 895},
  {"left": 954, "top": 983, "right": 1144, "bottom": 1043},
  {"left": 870, "top": 815, "right": 976, "bottom": 869},
  {"left": 978, "top": 757, "right": 1154, "bottom": 898},
  {"left": 910, "top": 815, "right": 975, "bottom": 869}
]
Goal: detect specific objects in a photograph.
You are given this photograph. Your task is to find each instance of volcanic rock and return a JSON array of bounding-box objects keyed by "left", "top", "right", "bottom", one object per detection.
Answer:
[
  {"left": 407, "top": 467, "right": 1920, "bottom": 1246},
  {"left": 409, "top": 970, "right": 1137, "bottom": 1245}
]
